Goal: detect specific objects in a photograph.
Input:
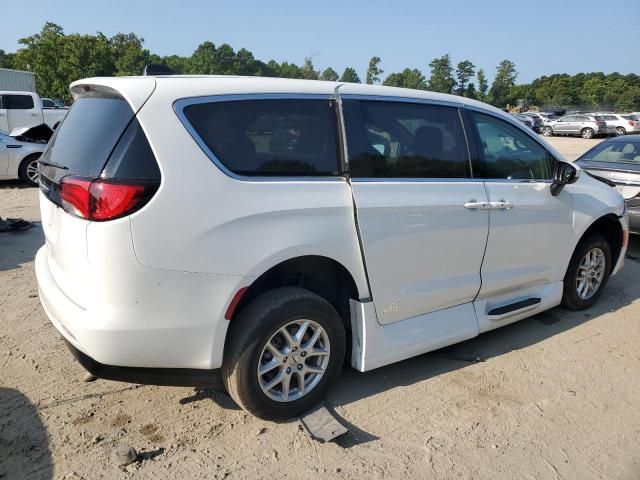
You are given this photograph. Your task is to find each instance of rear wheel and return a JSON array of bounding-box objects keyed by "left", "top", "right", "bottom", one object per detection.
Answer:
[
  {"left": 18, "top": 154, "right": 41, "bottom": 187},
  {"left": 581, "top": 128, "right": 594, "bottom": 139},
  {"left": 221, "top": 287, "right": 346, "bottom": 419},
  {"left": 542, "top": 126, "right": 554, "bottom": 137},
  {"left": 616, "top": 126, "right": 626, "bottom": 136},
  {"left": 561, "top": 234, "right": 612, "bottom": 310}
]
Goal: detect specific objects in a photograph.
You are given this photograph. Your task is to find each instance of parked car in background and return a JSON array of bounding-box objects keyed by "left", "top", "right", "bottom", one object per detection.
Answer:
[
  {"left": 542, "top": 114, "right": 608, "bottom": 139},
  {"left": 0, "top": 91, "right": 68, "bottom": 132},
  {"left": 575, "top": 135, "right": 640, "bottom": 233},
  {"left": 524, "top": 111, "right": 559, "bottom": 125},
  {"left": 0, "top": 125, "right": 50, "bottom": 186},
  {"left": 43, "top": 97, "right": 67, "bottom": 108},
  {"left": 597, "top": 114, "right": 640, "bottom": 136},
  {"left": 511, "top": 112, "right": 535, "bottom": 130},
  {"left": 35, "top": 75, "right": 628, "bottom": 420}
]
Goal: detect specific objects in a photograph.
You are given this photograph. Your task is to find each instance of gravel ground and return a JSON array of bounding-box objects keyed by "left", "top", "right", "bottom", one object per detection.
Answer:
[{"left": 1, "top": 136, "right": 639, "bottom": 480}]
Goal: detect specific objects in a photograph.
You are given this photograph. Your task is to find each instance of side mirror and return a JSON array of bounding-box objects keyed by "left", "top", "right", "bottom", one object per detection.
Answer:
[{"left": 551, "top": 162, "right": 578, "bottom": 196}]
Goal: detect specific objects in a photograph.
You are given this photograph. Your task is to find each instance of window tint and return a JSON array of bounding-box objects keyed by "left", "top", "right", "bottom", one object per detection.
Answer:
[
  {"left": 42, "top": 99, "right": 55, "bottom": 108},
  {"left": 471, "top": 112, "right": 553, "bottom": 180},
  {"left": 183, "top": 99, "right": 340, "bottom": 176},
  {"left": 1, "top": 94, "right": 35, "bottom": 109},
  {"left": 39, "top": 96, "right": 135, "bottom": 183},
  {"left": 343, "top": 100, "right": 470, "bottom": 178}
]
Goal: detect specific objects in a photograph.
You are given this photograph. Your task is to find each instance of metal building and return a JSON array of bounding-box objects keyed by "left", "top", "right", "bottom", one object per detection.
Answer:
[{"left": 0, "top": 68, "right": 36, "bottom": 92}]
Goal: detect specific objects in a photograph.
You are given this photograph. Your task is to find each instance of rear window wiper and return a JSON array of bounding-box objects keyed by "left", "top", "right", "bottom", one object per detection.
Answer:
[{"left": 38, "top": 160, "right": 69, "bottom": 170}]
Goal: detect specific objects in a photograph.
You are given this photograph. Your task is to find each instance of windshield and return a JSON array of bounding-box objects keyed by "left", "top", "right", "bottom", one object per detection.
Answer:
[{"left": 581, "top": 141, "right": 640, "bottom": 164}]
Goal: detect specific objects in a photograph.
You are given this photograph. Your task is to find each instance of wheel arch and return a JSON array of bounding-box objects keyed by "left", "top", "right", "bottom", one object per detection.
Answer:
[
  {"left": 227, "top": 254, "right": 362, "bottom": 347},
  {"left": 572, "top": 213, "right": 623, "bottom": 271}
]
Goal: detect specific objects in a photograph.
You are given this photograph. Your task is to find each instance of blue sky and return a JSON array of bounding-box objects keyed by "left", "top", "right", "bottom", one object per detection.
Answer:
[{"left": 1, "top": 0, "right": 638, "bottom": 83}]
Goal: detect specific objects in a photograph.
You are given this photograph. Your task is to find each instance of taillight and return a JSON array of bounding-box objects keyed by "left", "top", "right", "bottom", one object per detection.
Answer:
[
  {"left": 629, "top": 121, "right": 637, "bottom": 126},
  {"left": 59, "top": 176, "right": 157, "bottom": 221}
]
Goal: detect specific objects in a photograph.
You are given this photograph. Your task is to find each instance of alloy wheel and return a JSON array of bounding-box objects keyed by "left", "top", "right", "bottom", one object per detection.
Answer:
[
  {"left": 26, "top": 159, "right": 39, "bottom": 184},
  {"left": 576, "top": 247, "right": 606, "bottom": 300},
  {"left": 257, "top": 319, "right": 330, "bottom": 402}
]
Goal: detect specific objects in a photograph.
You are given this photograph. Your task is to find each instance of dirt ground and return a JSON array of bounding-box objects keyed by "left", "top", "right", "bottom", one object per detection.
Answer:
[{"left": 1, "top": 136, "right": 639, "bottom": 480}]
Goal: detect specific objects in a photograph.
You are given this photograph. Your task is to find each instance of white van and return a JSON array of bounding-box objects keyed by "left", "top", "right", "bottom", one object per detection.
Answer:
[{"left": 36, "top": 75, "right": 628, "bottom": 419}]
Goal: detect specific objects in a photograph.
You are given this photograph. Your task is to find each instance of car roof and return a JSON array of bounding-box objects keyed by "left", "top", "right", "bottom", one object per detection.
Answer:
[{"left": 72, "top": 74, "right": 508, "bottom": 116}]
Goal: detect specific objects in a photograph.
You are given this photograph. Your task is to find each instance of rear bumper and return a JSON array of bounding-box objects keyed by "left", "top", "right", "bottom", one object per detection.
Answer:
[
  {"left": 36, "top": 244, "right": 247, "bottom": 370},
  {"left": 64, "top": 339, "right": 222, "bottom": 387}
]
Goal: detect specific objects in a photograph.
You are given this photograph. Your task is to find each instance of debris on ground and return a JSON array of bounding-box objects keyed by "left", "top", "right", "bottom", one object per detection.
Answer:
[{"left": 300, "top": 405, "right": 348, "bottom": 443}]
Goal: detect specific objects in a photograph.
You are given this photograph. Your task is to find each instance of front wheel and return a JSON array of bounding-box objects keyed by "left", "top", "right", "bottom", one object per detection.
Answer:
[
  {"left": 581, "top": 128, "right": 595, "bottom": 139},
  {"left": 18, "top": 154, "right": 41, "bottom": 187},
  {"left": 221, "top": 287, "right": 346, "bottom": 420},
  {"left": 561, "top": 234, "right": 612, "bottom": 310},
  {"left": 542, "top": 126, "right": 554, "bottom": 137}
]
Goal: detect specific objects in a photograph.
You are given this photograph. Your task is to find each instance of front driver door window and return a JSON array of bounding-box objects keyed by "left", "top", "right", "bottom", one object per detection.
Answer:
[{"left": 469, "top": 111, "right": 573, "bottom": 333}]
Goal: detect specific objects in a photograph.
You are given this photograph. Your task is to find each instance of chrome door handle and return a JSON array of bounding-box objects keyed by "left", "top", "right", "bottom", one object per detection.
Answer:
[
  {"left": 489, "top": 200, "right": 514, "bottom": 210},
  {"left": 464, "top": 200, "right": 491, "bottom": 210}
]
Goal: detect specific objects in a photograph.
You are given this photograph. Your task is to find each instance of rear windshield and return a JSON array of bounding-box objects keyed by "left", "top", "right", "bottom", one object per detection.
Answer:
[
  {"left": 182, "top": 99, "right": 340, "bottom": 177},
  {"left": 40, "top": 95, "right": 134, "bottom": 181}
]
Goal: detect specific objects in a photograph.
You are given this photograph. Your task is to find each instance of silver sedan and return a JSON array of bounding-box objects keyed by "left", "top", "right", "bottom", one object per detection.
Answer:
[{"left": 0, "top": 126, "right": 49, "bottom": 186}]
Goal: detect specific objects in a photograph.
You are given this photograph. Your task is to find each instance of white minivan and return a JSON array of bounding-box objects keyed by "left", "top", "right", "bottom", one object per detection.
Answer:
[{"left": 36, "top": 75, "right": 628, "bottom": 419}]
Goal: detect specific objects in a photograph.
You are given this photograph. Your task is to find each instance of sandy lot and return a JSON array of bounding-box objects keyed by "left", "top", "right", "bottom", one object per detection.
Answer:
[{"left": 1, "top": 136, "right": 639, "bottom": 480}]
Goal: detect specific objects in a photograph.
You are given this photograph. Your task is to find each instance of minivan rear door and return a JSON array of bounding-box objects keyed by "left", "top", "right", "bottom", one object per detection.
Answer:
[
  {"left": 343, "top": 97, "right": 489, "bottom": 326},
  {"left": 38, "top": 79, "right": 156, "bottom": 307}
]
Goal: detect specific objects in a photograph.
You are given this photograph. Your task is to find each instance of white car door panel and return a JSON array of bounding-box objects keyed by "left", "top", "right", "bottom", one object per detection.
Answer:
[
  {"left": 352, "top": 181, "right": 489, "bottom": 324},
  {"left": 0, "top": 137, "right": 8, "bottom": 175},
  {"left": 468, "top": 110, "right": 573, "bottom": 332},
  {"left": 343, "top": 98, "right": 489, "bottom": 326}
]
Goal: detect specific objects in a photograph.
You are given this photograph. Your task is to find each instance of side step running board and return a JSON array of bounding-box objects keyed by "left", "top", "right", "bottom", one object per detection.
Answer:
[{"left": 488, "top": 298, "right": 541, "bottom": 316}]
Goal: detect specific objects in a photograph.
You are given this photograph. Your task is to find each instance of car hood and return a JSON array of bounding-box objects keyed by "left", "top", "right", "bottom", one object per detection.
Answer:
[
  {"left": 9, "top": 124, "right": 53, "bottom": 144},
  {"left": 575, "top": 159, "right": 640, "bottom": 176}
]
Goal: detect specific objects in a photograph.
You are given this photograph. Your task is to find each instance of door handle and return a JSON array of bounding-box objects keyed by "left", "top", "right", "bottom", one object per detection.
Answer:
[
  {"left": 464, "top": 200, "right": 491, "bottom": 210},
  {"left": 489, "top": 200, "right": 514, "bottom": 210}
]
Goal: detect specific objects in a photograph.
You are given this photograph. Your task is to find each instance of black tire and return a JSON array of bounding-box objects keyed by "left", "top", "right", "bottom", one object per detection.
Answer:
[
  {"left": 616, "top": 126, "right": 626, "bottom": 136},
  {"left": 221, "top": 287, "right": 346, "bottom": 420},
  {"left": 581, "top": 127, "right": 594, "bottom": 139},
  {"left": 18, "top": 154, "right": 41, "bottom": 187},
  {"left": 561, "top": 234, "right": 612, "bottom": 310}
]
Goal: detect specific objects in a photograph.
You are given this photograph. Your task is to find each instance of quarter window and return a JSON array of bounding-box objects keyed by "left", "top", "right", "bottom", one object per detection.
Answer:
[
  {"left": 471, "top": 112, "right": 553, "bottom": 180},
  {"left": 343, "top": 100, "right": 470, "bottom": 178},
  {"left": 183, "top": 99, "right": 340, "bottom": 176}
]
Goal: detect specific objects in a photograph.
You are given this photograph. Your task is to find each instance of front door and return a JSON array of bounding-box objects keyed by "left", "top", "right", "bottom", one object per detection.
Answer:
[
  {"left": 343, "top": 98, "right": 489, "bottom": 325},
  {"left": 467, "top": 111, "right": 573, "bottom": 331},
  {"left": 0, "top": 135, "right": 8, "bottom": 175}
]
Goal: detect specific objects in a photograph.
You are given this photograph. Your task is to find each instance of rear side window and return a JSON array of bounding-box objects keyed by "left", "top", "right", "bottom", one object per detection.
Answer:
[
  {"left": 183, "top": 99, "right": 340, "bottom": 176},
  {"left": 1, "top": 94, "right": 34, "bottom": 109},
  {"left": 343, "top": 100, "right": 470, "bottom": 178}
]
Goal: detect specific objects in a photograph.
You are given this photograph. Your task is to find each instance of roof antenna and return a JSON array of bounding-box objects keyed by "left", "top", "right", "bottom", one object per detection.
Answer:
[{"left": 143, "top": 64, "right": 176, "bottom": 76}]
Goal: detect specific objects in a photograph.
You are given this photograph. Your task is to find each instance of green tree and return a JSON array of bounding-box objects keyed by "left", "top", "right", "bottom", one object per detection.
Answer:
[
  {"left": 383, "top": 68, "right": 427, "bottom": 90},
  {"left": 476, "top": 68, "right": 489, "bottom": 101},
  {"left": 428, "top": 54, "right": 455, "bottom": 93},
  {"left": 455, "top": 60, "right": 475, "bottom": 96},
  {"left": 490, "top": 59, "right": 518, "bottom": 107},
  {"left": 465, "top": 82, "right": 477, "bottom": 99},
  {"left": 301, "top": 57, "right": 319, "bottom": 80},
  {"left": 340, "top": 67, "right": 361, "bottom": 83},
  {"left": 320, "top": 67, "right": 339, "bottom": 81},
  {"left": 188, "top": 41, "right": 217, "bottom": 74},
  {"left": 366, "top": 56, "right": 383, "bottom": 84},
  {"left": 110, "top": 32, "right": 149, "bottom": 76},
  {"left": 0, "top": 49, "right": 15, "bottom": 68}
]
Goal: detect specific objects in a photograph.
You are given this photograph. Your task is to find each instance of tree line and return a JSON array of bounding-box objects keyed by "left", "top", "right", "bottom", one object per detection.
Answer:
[{"left": 1, "top": 22, "right": 638, "bottom": 111}]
